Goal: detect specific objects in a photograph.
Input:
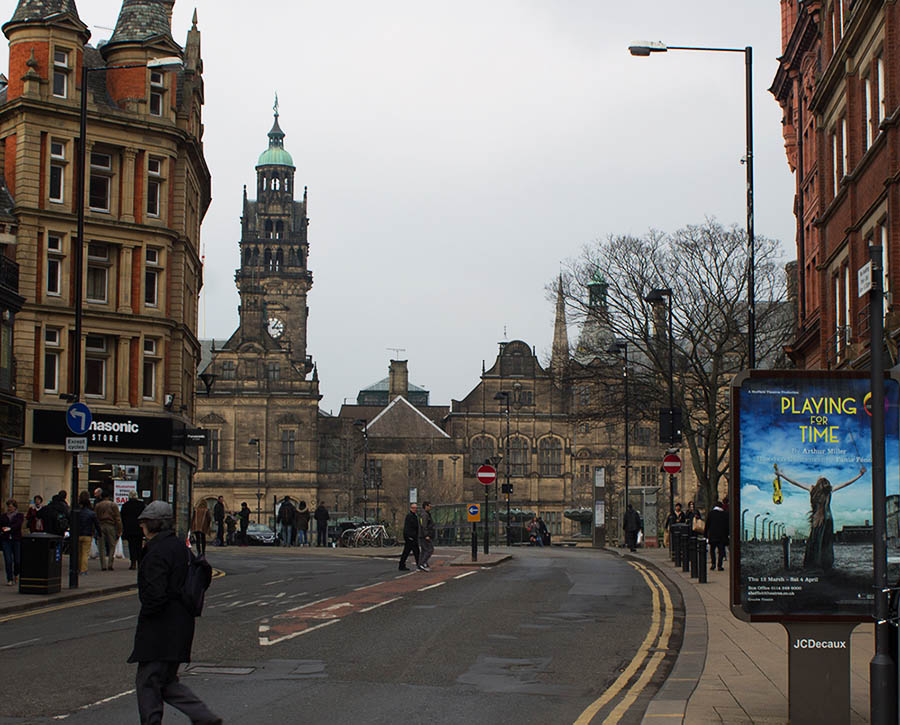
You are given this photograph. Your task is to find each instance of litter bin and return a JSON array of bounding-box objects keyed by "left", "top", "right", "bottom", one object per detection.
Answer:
[{"left": 19, "top": 533, "right": 63, "bottom": 594}]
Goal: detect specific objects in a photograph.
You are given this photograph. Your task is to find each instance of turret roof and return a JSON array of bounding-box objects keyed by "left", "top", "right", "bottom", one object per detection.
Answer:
[
  {"left": 108, "top": 0, "right": 175, "bottom": 46},
  {"left": 8, "top": 0, "right": 82, "bottom": 24},
  {"left": 257, "top": 95, "right": 295, "bottom": 168}
]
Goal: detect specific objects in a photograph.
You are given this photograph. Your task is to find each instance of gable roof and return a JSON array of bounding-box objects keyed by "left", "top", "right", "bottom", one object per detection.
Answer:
[{"left": 367, "top": 396, "right": 450, "bottom": 439}]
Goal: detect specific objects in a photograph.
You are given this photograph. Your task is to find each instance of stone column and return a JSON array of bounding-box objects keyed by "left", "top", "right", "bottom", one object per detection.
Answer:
[
  {"left": 118, "top": 245, "right": 134, "bottom": 314},
  {"left": 121, "top": 147, "right": 137, "bottom": 223}
]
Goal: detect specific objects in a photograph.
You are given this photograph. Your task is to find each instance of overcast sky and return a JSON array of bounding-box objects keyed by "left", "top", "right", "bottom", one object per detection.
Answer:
[{"left": 71, "top": 1, "right": 795, "bottom": 414}]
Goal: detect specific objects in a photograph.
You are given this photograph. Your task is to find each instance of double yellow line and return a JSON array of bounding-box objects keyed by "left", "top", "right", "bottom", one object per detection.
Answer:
[{"left": 574, "top": 561, "right": 674, "bottom": 724}]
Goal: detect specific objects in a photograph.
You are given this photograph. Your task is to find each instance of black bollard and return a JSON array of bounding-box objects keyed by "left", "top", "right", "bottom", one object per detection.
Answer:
[
  {"left": 471, "top": 523, "right": 478, "bottom": 562},
  {"left": 689, "top": 536, "right": 698, "bottom": 578},
  {"left": 697, "top": 537, "right": 707, "bottom": 583},
  {"left": 673, "top": 527, "right": 682, "bottom": 567},
  {"left": 682, "top": 532, "right": 690, "bottom": 573}
]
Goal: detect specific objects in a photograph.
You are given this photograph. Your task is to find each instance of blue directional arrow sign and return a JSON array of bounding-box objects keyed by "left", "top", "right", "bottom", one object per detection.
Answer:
[
  {"left": 66, "top": 402, "right": 92, "bottom": 435},
  {"left": 468, "top": 504, "right": 479, "bottom": 516}
]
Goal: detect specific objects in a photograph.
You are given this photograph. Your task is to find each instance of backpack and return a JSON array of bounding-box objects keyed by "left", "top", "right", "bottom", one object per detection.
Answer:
[{"left": 181, "top": 547, "right": 212, "bottom": 617}]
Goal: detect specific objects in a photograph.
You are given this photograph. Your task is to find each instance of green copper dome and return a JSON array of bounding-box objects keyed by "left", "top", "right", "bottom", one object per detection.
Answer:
[{"left": 256, "top": 96, "right": 295, "bottom": 168}]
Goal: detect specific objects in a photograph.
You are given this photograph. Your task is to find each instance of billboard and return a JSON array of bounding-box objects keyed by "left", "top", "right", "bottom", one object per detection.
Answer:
[{"left": 731, "top": 371, "right": 900, "bottom": 620}]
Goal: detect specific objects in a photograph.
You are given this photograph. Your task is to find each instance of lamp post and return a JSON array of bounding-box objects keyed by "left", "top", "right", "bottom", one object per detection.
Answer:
[
  {"left": 67, "top": 55, "right": 182, "bottom": 589},
  {"left": 629, "top": 41, "right": 755, "bottom": 368},
  {"left": 248, "top": 438, "right": 261, "bottom": 523},
  {"left": 354, "top": 419, "right": 369, "bottom": 521},
  {"left": 607, "top": 340, "right": 631, "bottom": 528},
  {"left": 741, "top": 508, "right": 749, "bottom": 542},
  {"left": 645, "top": 288, "right": 675, "bottom": 516},
  {"left": 494, "top": 392, "right": 511, "bottom": 546}
]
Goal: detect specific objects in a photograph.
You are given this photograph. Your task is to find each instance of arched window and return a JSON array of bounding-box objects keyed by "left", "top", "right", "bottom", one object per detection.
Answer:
[
  {"left": 539, "top": 437, "right": 563, "bottom": 476},
  {"left": 244, "top": 247, "right": 252, "bottom": 265},
  {"left": 263, "top": 176, "right": 269, "bottom": 191},
  {"left": 264, "top": 248, "right": 272, "bottom": 271},
  {"left": 275, "top": 220, "right": 284, "bottom": 239},
  {"left": 509, "top": 436, "right": 529, "bottom": 477},
  {"left": 273, "top": 178, "right": 280, "bottom": 191},
  {"left": 264, "top": 220, "right": 273, "bottom": 239},
  {"left": 251, "top": 247, "right": 259, "bottom": 266},
  {"left": 275, "top": 248, "right": 283, "bottom": 272},
  {"left": 284, "top": 177, "right": 290, "bottom": 193},
  {"left": 470, "top": 436, "right": 494, "bottom": 475}
]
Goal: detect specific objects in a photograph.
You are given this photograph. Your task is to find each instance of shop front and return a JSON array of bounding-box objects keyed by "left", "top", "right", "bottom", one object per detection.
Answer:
[{"left": 31, "top": 410, "right": 196, "bottom": 536}]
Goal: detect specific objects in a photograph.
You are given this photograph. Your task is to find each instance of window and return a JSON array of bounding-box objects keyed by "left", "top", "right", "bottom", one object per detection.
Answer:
[
  {"left": 408, "top": 458, "right": 427, "bottom": 482},
  {"left": 841, "top": 117, "right": 848, "bottom": 177},
  {"left": 89, "top": 153, "right": 111, "bottom": 211},
  {"left": 515, "top": 389, "right": 533, "bottom": 406},
  {"left": 222, "top": 360, "right": 235, "bottom": 380},
  {"left": 578, "top": 386, "right": 590, "bottom": 407},
  {"left": 149, "top": 71, "right": 164, "bottom": 116},
  {"left": 639, "top": 465, "right": 658, "bottom": 487},
  {"left": 147, "top": 157, "right": 163, "bottom": 217},
  {"left": 43, "top": 328, "right": 60, "bottom": 393},
  {"left": 538, "top": 437, "right": 562, "bottom": 476},
  {"left": 52, "top": 49, "right": 69, "bottom": 98},
  {"left": 470, "top": 436, "right": 494, "bottom": 474},
  {"left": 877, "top": 57, "right": 886, "bottom": 125},
  {"left": 47, "top": 234, "right": 63, "bottom": 296},
  {"left": 437, "top": 459, "right": 444, "bottom": 480},
  {"left": 366, "top": 459, "right": 383, "bottom": 487},
  {"left": 831, "top": 130, "right": 840, "bottom": 195},
  {"left": 865, "top": 74, "right": 873, "bottom": 150},
  {"left": 142, "top": 338, "right": 158, "bottom": 400},
  {"left": 267, "top": 362, "right": 280, "bottom": 382},
  {"left": 578, "top": 464, "right": 591, "bottom": 484},
  {"left": 634, "top": 426, "right": 651, "bottom": 447},
  {"left": 540, "top": 511, "right": 562, "bottom": 536},
  {"left": 204, "top": 430, "right": 220, "bottom": 471},
  {"left": 509, "top": 436, "right": 529, "bottom": 477},
  {"left": 281, "top": 429, "right": 296, "bottom": 471},
  {"left": 86, "top": 244, "right": 109, "bottom": 303},
  {"left": 84, "top": 335, "right": 106, "bottom": 397},
  {"left": 49, "top": 140, "right": 65, "bottom": 203},
  {"left": 145, "top": 247, "right": 160, "bottom": 307}
]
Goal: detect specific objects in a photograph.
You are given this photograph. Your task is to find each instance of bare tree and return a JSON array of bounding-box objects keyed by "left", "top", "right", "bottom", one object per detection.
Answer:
[{"left": 559, "top": 219, "right": 793, "bottom": 510}]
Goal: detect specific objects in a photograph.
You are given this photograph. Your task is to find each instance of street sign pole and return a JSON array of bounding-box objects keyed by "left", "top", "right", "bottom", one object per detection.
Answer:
[
  {"left": 483, "top": 486, "right": 489, "bottom": 555},
  {"left": 65, "top": 402, "right": 92, "bottom": 590}
]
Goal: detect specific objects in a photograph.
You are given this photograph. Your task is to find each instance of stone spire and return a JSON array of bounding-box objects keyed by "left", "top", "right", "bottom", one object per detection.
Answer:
[{"left": 550, "top": 274, "right": 569, "bottom": 380}]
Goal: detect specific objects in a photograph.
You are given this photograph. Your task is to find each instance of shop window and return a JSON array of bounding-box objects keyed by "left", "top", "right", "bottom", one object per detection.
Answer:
[
  {"left": 86, "top": 243, "right": 109, "bottom": 303},
  {"left": 538, "top": 437, "right": 562, "bottom": 476},
  {"left": 469, "top": 435, "right": 494, "bottom": 474},
  {"left": 509, "top": 436, "right": 529, "bottom": 477},
  {"left": 89, "top": 153, "right": 112, "bottom": 212},
  {"left": 47, "top": 234, "right": 63, "bottom": 296},
  {"left": 149, "top": 71, "right": 165, "bottom": 116},
  {"left": 204, "top": 430, "right": 220, "bottom": 471},
  {"left": 145, "top": 247, "right": 160, "bottom": 307},
  {"left": 49, "top": 140, "right": 66, "bottom": 203},
  {"left": 281, "top": 429, "right": 296, "bottom": 471},
  {"left": 147, "top": 157, "right": 163, "bottom": 217},
  {"left": 43, "top": 328, "right": 60, "bottom": 394},
  {"left": 84, "top": 335, "right": 107, "bottom": 397},
  {"left": 52, "top": 48, "right": 70, "bottom": 98}
]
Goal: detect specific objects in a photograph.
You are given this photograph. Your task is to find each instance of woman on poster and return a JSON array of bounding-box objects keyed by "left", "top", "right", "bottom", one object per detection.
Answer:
[{"left": 773, "top": 463, "right": 866, "bottom": 570}]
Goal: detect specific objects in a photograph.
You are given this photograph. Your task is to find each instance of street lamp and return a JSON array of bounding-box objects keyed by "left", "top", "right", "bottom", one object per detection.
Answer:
[
  {"left": 494, "top": 392, "right": 511, "bottom": 546},
  {"left": 67, "top": 55, "right": 183, "bottom": 589},
  {"left": 629, "top": 41, "right": 755, "bottom": 368},
  {"left": 354, "top": 419, "right": 369, "bottom": 521},
  {"left": 645, "top": 287, "right": 675, "bottom": 515},
  {"left": 741, "top": 508, "right": 749, "bottom": 542},
  {"left": 607, "top": 340, "right": 631, "bottom": 523},
  {"left": 248, "top": 438, "right": 262, "bottom": 523}
]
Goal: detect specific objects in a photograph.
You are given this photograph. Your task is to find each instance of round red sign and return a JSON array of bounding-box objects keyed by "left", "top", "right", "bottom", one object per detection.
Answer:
[
  {"left": 662, "top": 453, "right": 682, "bottom": 474},
  {"left": 476, "top": 464, "right": 497, "bottom": 485}
]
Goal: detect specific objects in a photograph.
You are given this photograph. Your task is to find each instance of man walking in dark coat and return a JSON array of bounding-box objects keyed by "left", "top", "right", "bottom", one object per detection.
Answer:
[
  {"left": 623, "top": 504, "right": 642, "bottom": 552},
  {"left": 418, "top": 501, "right": 435, "bottom": 571},
  {"left": 238, "top": 502, "right": 251, "bottom": 545},
  {"left": 120, "top": 491, "right": 145, "bottom": 569},
  {"left": 314, "top": 502, "right": 330, "bottom": 547},
  {"left": 213, "top": 496, "right": 225, "bottom": 546},
  {"left": 128, "top": 501, "right": 220, "bottom": 724},
  {"left": 399, "top": 502, "right": 420, "bottom": 571},
  {"left": 705, "top": 501, "right": 730, "bottom": 571}
]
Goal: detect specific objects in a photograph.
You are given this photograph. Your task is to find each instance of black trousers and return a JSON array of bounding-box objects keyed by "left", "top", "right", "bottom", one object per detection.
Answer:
[
  {"left": 710, "top": 540, "right": 726, "bottom": 569},
  {"left": 215, "top": 520, "right": 224, "bottom": 545},
  {"left": 192, "top": 531, "right": 206, "bottom": 555},
  {"left": 126, "top": 534, "right": 144, "bottom": 564},
  {"left": 317, "top": 526, "right": 328, "bottom": 546},
  {"left": 135, "top": 661, "right": 218, "bottom": 725},
  {"left": 624, "top": 530, "right": 638, "bottom": 551},
  {"left": 399, "top": 537, "right": 420, "bottom": 568}
]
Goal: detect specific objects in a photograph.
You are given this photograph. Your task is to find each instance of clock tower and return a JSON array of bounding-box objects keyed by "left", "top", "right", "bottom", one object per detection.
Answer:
[{"left": 236, "top": 98, "right": 312, "bottom": 371}]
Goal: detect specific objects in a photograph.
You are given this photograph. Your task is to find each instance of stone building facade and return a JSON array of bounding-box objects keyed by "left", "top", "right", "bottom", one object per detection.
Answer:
[
  {"left": 0, "top": 0, "right": 210, "bottom": 532},
  {"left": 193, "top": 106, "right": 321, "bottom": 520},
  {"left": 773, "top": 0, "right": 900, "bottom": 368}
]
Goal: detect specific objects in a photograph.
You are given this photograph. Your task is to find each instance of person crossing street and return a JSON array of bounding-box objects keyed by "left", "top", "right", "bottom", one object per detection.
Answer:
[
  {"left": 398, "top": 502, "right": 420, "bottom": 571},
  {"left": 418, "top": 501, "right": 435, "bottom": 571}
]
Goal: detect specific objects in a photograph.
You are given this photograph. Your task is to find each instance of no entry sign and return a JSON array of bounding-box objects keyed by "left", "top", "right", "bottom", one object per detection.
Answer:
[
  {"left": 476, "top": 464, "right": 497, "bottom": 486},
  {"left": 662, "top": 453, "right": 682, "bottom": 474}
]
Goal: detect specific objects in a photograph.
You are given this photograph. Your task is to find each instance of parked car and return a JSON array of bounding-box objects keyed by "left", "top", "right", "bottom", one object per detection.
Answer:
[{"left": 245, "top": 523, "right": 277, "bottom": 546}]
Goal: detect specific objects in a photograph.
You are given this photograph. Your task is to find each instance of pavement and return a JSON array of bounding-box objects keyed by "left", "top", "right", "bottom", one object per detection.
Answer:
[{"left": 617, "top": 546, "right": 873, "bottom": 724}]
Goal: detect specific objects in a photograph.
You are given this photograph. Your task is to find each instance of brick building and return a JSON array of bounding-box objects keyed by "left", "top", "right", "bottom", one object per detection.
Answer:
[
  {"left": 772, "top": 0, "right": 900, "bottom": 368},
  {"left": 0, "top": 0, "right": 210, "bottom": 532}
]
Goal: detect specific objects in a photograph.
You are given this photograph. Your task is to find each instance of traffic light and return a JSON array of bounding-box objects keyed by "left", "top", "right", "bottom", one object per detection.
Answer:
[
  {"left": 501, "top": 483, "right": 513, "bottom": 495},
  {"left": 658, "top": 407, "right": 682, "bottom": 444}
]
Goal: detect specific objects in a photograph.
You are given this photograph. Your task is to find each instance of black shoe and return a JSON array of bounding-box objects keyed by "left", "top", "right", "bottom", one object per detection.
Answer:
[
  {"left": 398, "top": 566, "right": 409, "bottom": 571},
  {"left": 718, "top": 567, "right": 725, "bottom": 571}
]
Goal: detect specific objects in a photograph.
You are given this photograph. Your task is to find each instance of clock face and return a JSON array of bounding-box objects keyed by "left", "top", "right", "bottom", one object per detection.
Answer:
[{"left": 267, "top": 317, "right": 284, "bottom": 339}]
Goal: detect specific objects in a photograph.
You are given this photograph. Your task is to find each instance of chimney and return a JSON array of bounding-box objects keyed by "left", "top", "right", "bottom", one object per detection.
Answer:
[{"left": 388, "top": 360, "right": 408, "bottom": 401}]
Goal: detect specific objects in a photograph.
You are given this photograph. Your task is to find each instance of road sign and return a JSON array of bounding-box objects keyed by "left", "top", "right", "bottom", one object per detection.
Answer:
[
  {"left": 66, "top": 402, "right": 92, "bottom": 435},
  {"left": 858, "top": 260, "right": 872, "bottom": 297},
  {"left": 467, "top": 504, "right": 481, "bottom": 522},
  {"left": 66, "top": 437, "right": 87, "bottom": 452},
  {"left": 663, "top": 453, "right": 682, "bottom": 474},
  {"left": 476, "top": 464, "right": 496, "bottom": 486}
]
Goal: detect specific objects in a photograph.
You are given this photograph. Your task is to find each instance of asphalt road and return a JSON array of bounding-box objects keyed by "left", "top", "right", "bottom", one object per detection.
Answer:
[{"left": 0, "top": 545, "right": 682, "bottom": 724}]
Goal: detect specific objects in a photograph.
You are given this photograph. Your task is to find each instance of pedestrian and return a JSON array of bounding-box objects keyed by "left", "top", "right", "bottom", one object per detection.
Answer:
[
  {"left": 276, "top": 497, "right": 295, "bottom": 547},
  {"left": 213, "top": 496, "right": 225, "bottom": 546},
  {"left": 295, "top": 501, "right": 310, "bottom": 547},
  {"left": 40, "top": 491, "right": 69, "bottom": 535},
  {"left": 664, "top": 502, "right": 686, "bottom": 548},
  {"left": 190, "top": 500, "right": 211, "bottom": 556},
  {"left": 705, "top": 500, "right": 730, "bottom": 571},
  {"left": 238, "top": 503, "right": 251, "bottom": 545},
  {"left": 0, "top": 499, "right": 24, "bottom": 586},
  {"left": 527, "top": 516, "right": 543, "bottom": 547},
  {"left": 225, "top": 512, "right": 236, "bottom": 546},
  {"left": 121, "top": 491, "right": 146, "bottom": 569},
  {"left": 75, "top": 491, "right": 100, "bottom": 575},
  {"left": 623, "top": 504, "right": 642, "bottom": 552},
  {"left": 94, "top": 488, "right": 123, "bottom": 571},
  {"left": 418, "top": 501, "right": 435, "bottom": 571},
  {"left": 127, "top": 501, "right": 221, "bottom": 725},
  {"left": 538, "top": 517, "right": 550, "bottom": 546},
  {"left": 25, "top": 494, "right": 44, "bottom": 533},
  {"left": 314, "top": 502, "right": 330, "bottom": 547},
  {"left": 399, "top": 502, "right": 420, "bottom": 571}
]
